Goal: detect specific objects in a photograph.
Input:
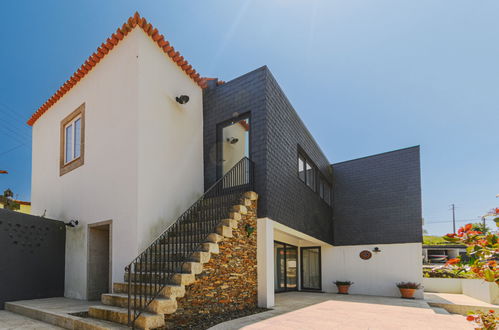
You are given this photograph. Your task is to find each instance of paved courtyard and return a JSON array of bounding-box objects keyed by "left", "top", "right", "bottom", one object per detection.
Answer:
[{"left": 211, "top": 292, "right": 473, "bottom": 330}]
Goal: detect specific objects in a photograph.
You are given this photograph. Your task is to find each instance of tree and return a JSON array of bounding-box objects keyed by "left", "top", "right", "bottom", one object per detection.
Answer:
[
  {"left": 472, "top": 222, "right": 491, "bottom": 234},
  {"left": 0, "top": 189, "right": 20, "bottom": 211}
]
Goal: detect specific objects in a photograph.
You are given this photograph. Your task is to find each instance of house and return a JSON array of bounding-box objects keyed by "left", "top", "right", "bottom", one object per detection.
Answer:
[
  {"left": 15, "top": 12, "right": 422, "bottom": 329},
  {"left": 423, "top": 244, "right": 467, "bottom": 264},
  {"left": 0, "top": 200, "right": 31, "bottom": 214}
]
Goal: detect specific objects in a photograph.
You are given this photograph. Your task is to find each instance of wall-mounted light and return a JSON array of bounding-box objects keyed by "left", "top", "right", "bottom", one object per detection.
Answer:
[
  {"left": 227, "top": 137, "right": 239, "bottom": 144},
  {"left": 175, "top": 95, "right": 190, "bottom": 104},
  {"left": 372, "top": 247, "right": 381, "bottom": 253},
  {"left": 65, "top": 219, "right": 79, "bottom": 227}
]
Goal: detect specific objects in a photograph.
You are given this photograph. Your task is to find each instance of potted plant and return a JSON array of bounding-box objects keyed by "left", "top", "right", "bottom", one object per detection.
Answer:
[
  {"left": 396, "top": 282, "right": 421, "bottom": 299},
  {"left": 334, "top": 281, "right": 353, "bottom": 294}
]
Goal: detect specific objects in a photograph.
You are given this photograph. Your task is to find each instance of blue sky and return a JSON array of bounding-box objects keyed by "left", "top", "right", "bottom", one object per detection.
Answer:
[{"left": 0, "top": 0, "right": 498, "bottom": 235}]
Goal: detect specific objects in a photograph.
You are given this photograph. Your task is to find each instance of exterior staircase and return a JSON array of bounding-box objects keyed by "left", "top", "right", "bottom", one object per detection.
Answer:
[{"left": 87, "top": 158, "right": 256, "bottom": 329}]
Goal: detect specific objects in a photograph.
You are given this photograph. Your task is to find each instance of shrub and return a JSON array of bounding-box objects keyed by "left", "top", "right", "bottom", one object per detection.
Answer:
[
  {"left": 396, "top": 282, "right": 421, "bottom": 289},
  {"left": 334, "top": 281, "right": 353, "bottom": 286}
]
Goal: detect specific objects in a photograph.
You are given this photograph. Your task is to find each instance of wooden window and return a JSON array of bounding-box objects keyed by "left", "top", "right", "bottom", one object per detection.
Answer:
[{"left": 60, "top": 103, "right": 85, "bottom": 176}]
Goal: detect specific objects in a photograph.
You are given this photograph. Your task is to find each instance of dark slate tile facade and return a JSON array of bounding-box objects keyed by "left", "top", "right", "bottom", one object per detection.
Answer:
[
  {"left": 332, "top": 146, "right": 422, "bottom": 246},
  {"left": 203, "top": 66, "right": 334, "bottom": 244},
  {"left": 263, "top": 70, "right": 333, "bottom": 244}
]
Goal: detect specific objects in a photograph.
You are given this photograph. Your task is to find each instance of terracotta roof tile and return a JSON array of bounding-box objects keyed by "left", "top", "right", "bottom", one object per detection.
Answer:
[{"left": 28, "top": 12, "right": 211, "bottom": 126}]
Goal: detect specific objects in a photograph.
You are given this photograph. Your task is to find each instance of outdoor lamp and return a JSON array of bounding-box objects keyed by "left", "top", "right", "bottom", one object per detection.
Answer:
[{"left": 175, "top": 95, "right": 190, "bottom": 104}]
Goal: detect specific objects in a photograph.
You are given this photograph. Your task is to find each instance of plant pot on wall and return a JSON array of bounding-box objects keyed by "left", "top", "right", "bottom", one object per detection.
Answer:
[{"left": 334, "top": 281, "right": 353, "bottom": 294}]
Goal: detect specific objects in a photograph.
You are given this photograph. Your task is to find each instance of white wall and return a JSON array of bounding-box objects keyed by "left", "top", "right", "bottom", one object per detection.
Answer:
[
  {"left": 322, "top": 243, "right": 424, "bottom": 299},
  {"left": 31, "top": 28, "right": 204, "bottom": 299},
  {"left": 136, "top": 31, "right": 204, "bottom": 250},
  {"left": 423, "top": 278, "right": 462, "bottom": 294},
  {"left": 31, "top": 30, "right": 141, "bottom": 299}
]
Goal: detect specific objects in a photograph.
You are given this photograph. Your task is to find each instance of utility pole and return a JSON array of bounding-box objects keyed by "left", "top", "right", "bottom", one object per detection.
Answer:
[{"left": 451, "top": 204, "right": 456, "bottom": 233}]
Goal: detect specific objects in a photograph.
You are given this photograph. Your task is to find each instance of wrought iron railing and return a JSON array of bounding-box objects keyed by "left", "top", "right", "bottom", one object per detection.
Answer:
[{"left": 126, "top": 157, "right": 254, "bottom": 327}]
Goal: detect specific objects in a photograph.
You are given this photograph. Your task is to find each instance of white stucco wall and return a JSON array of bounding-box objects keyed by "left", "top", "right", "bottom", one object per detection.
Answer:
[
  {"left": 135, "top": 31, "right": 204, "bottom": 250},
  {"left": 322, "top": 243, "right": 424, "bottom": 299},
  {"left": 31, "top": 28, "right": 204, "bottom": 299}
]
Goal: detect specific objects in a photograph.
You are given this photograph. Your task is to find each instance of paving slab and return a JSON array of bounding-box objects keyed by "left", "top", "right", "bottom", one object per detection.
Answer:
[
  {"left": 4, "top": 297, "right": 127, "bottom": 329},
  {"left": 210, "top": 292, "right": 473, "bottom": 330},
  {"left": 0, "top": 310, "right": 63, "bottom": 329}
]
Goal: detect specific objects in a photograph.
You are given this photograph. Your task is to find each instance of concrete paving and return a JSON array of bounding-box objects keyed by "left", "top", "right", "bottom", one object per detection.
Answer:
[
  {"left": 0, "top": 310, "right": 63, "bottom": 329},
  {"left": 4, "top": 297, "right": 128, "bottom": 329},
  {"left": 210, "top": 292, "right": 473, "bottom": 330}
]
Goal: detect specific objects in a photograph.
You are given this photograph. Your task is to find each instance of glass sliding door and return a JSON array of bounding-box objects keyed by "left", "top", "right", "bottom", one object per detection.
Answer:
[
  {"left": 274, "top": 241, "right": 298, "bottom": 292},
  {"left": 301, "top": 247, "right": 322, "bottom": 290}
]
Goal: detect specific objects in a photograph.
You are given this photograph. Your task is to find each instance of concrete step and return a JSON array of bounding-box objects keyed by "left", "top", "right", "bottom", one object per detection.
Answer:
[
  {"left": 163, "top": 232, "right": 224, "bottom": 243},
  {"left": 232, "top": 204, "right": 248, "bottom": 214},
  {"left": 155, "top": 242, "right": 219, "bottom": 254},
  {"left": 5, "top": 298, "right": 128, "bottom": 330},
  {"left": 134, "top": 261, "right": 203, "bottom": 274},
  {"left": 124, "top": 272, "right": 196, "bottom": 286},
  {"left": 88, "top": 305, "right": 164, "bottom": 330},
  {"left": 113, "top": 282, "right": 185, "bottom": 298},
  {"left": 101, "top": 293, "right": 177, "bottom": 315},
  {"left": 147, "top": 251, "right": 211, "bottom": 264}
]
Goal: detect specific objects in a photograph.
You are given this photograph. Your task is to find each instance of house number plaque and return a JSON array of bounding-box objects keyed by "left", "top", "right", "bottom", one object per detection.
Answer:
[{"left": 359, "top": 250, "right": 372, "bottom": 260}]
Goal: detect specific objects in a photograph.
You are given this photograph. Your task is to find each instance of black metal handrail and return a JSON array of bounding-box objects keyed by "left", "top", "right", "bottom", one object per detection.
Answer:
[{"left": 126, "top": 157, "right": 254, "bottom": 327}]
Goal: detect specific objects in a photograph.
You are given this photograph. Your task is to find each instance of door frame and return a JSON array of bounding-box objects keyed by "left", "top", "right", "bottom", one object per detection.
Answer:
[
  {"left": 216, "top": 112, "right": 251, "bottom": 180},
  {"left": 274, "top": 240, "right": 298, "bottom": 293},
  {"left": 300, "top": 246, "right": 322, "bottom": 291},
  {"left": 87, "top": 220, "right": 112, "bottom": 300}
]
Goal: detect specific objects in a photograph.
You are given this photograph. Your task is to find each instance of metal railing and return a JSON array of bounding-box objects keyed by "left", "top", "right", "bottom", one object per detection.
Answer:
[{"left": 126, "top": 157, "right": 254, "bottom": 327}]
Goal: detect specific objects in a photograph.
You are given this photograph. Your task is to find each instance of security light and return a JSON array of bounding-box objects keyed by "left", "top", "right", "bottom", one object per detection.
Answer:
[
  {"left": 175, "top": 95, "right": 190, "bottom": 104},
  {"left": 227, "top": 137, "right": 239, "bottom": 144},
  {"left": 65, "top": 219, "right": 79, "bottom": 227}
]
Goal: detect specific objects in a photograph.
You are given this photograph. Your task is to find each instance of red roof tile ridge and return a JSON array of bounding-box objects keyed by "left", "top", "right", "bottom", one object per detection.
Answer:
[{"left": 27, "top": 12, "right": 213, "bottom": 126}]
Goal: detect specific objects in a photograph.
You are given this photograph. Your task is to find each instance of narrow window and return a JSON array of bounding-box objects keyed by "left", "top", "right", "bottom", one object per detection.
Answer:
[
  {"left": 74, "top": 118, "right": 81, "bottom": 158},
  {"left": 324, "top": 183, "right": 331, "bottom": 206},
  {"left": 298, "top": 156, "right": 306, "bottom": 182},
  {"left": 319, "top": 179, "right": 324, "bottom": 199},
  {"left": 60, "top": 103, "right": 85, "bottom": 176},
  {"left": 306, "top": 161, "right": 315, "bottom": 191},
  {"left": 65, "top": 123, "right": 73, "bottom": 163}
]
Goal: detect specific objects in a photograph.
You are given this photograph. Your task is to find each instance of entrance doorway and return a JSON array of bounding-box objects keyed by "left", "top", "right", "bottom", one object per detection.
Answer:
[
  {"left": 274, "top": 241, "right": 298, "bottom": 292},
  {"left": 87, "top": 221, "right": 111, "bottom": 300},
  {"left": 217, "top": 115, "right": 250, "bottom": 178},
  {"left": 301, "top": 247, "right": 322, "bottom": 290}
]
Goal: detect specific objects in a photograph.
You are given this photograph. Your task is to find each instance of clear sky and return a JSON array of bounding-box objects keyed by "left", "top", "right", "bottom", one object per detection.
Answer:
[{"left": 0, "top": 0, "right": 498, "bottom": 235}]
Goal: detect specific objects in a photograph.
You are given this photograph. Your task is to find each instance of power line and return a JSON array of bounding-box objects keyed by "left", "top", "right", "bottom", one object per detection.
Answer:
[{"left": 0, "top": 143, "right": 27, "bottom": 158}]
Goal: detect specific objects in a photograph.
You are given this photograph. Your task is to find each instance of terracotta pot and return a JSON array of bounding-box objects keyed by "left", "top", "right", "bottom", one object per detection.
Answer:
[
  {"left": 337, "top": 285, "right": 350, "bottom": 294},
  {"left": 399, "top": 288, "right": 416, "bottom": 298}
]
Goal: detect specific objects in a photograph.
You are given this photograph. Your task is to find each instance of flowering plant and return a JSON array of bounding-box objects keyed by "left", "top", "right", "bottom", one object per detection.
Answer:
[
  {"left": 466, "top": 310, "right": 499, "bottom": 330},
  {"left": 443, "top": 208, "right": 499, "bottom": 284}
]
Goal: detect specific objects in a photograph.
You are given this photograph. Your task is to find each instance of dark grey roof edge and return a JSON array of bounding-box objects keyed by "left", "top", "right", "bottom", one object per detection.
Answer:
[{"left": 331, "top": 145, "right": 420, "bottom": 166}]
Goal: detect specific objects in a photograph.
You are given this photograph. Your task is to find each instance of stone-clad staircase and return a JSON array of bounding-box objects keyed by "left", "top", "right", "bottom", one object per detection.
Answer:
[{"left": 87, "top": 191, "right": 258, "bottom": 329}]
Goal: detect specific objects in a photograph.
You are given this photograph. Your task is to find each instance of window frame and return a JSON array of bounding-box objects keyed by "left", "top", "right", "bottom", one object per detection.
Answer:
[
  {"left": 60, "top": 103, "right": 85, "bottom": 176},
  {"left": 297, "top": 150, "right": 316, "bottom": 192}
]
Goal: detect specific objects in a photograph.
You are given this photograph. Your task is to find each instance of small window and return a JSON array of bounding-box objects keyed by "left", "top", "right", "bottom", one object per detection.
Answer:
[
  {"left": 319, "top": 179, "right": 325, "bottom": 199},
  {"left": 60, "top": 104, "right": 85, "bottom": 176},
  {"left": 64, "top": 116, "right": 81, "bottom": 164},
  {"left": 297, "top": 150, "right": 316, "bottom": 192},
  {"left": 298, "top": 156, "right": 306, "bottom": 182},
  {"left": 324, "top": 183, "right": 331, "bottom": 206},
  {"left": 306, "top": 162, "right": 315, "bottom": 191}
]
